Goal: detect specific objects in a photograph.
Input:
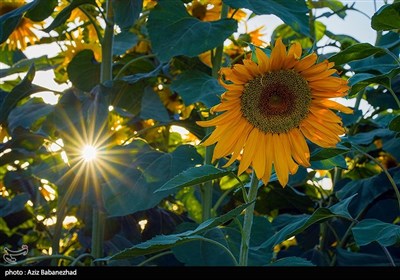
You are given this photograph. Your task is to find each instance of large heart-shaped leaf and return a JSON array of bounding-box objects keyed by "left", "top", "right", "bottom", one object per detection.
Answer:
[
  {"left": 147, "top": 0, "right": 237, "bottom": 62},
  {"left": 224, "top": 0, "right": 310, "bottom": 36}
]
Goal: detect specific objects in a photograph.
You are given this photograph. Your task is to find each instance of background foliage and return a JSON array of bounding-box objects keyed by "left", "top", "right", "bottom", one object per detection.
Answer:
[{"left": 0, "top": 0, "right": 399, "bottom": 267}]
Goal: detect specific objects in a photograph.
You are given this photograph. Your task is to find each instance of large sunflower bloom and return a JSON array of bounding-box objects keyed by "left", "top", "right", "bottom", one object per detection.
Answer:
[
  {"left": 197, "top": 38, "right": 352, "bottom": 187},
  {"left": 0, "top": 0, "right": 39, "bottom": 50}
]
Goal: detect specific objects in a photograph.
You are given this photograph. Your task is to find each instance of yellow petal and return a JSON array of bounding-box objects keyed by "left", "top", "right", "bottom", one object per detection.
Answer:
[
  {"left": 223, "top": 123, "right": 253, "bottom": 167},
  {"left": 233, "top": 64, "right": 253, "bottom": 82},
  {"left": 211, "top": 99, "right": 241, "bottom": 112},
  {"left": 243, "top": 58, "right": 261, "bottom": 77},
  {"left": 213, "top": 119, "right": 248, "bottom": 159},
  {"left": 196, "top": 109, "right": 241, "bottom": 127},
  {"left": 252, "top": 131, "right": 266, "bottom": 179},
  {"left": 270, "top": 38, "right": 286, "bottom": 71},
  {"left": 238, "top": 128, "right": 259, "bottom": 175},
  {"left": 312, "top": 99, "right": 353, "bottom": 114},
  {"left": 311, "top": 89, "right": 347, "bottom": 98},
  {"left": 220, "top": 68, "right": 247, "bottom": 84},
  {"left": 261, "top": 133, "right": 274, "bottom": 184},
  {"left": 294, "top": 53, "right": 317, "bottom": 72},
  {"left": 283, "top": 41, "right": 301, "bottom": 69},
  {"left": 288, "top": 128, "right": 310, "bottom": 166},
  {"left": 299, "top": 124, "right": 337, "bottom": 148},
  {"left": 255, "top": 47, "right": 270, "bottom": 73},
  {"left": 272, "top": 133, "right": 289, "bottom": 187}
]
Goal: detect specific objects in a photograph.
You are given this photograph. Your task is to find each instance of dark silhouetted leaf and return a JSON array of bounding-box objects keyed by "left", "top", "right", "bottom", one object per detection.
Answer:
[
  {"left": 329, "top": 43, "right": 386, "bottom": 65},
  {"left": 147, "top": 0, "right": 237, "bottom": 62},
  {"left": 389, "top": 115, "right": 400, "bottom": 132},
  {"left": 44, "top": 0, "right": 97, "bottom": 32},
  {"left": 25, "top": 0, "right": 58, "bottom": 21},
  {"left": 140, "top": 86, "right": 169, "bottom": 122},
  {"left": 103, "top": 141, "right": 203, "bottom": 217},
  {"left": 267, "top": 257, "right": 315, "bottom": 266},
  {"left": 336, "top": 167, "right": 400, "bottom": 216},
  {"left": 103, "top": 202, "right": 253, "bottom": 260},
  {"left": 170, "top": 70, "right": 224, "bottom": 108},
  {"left": 371, "top": 2, "right": 400, "bottom": 31},
  {"left": 0, "top": 193, "right": 29, "bottom": 217},
  {"left": 67, "top": 50, "right": 100, "bottom": 92},
  {"left": 112, "top": 0, "right": 143, "bottom": 30},
  {"left": 8, "top": 98, "right": 54, "bottom": 133},
  {"left": 352, "top": 219, "right": 400, "bottom": 247},
  {"left": 224, "top": 0, "right": 310, "bottom": 36},
  {"left": 156, "top": 165, "right": 231, "bottom": 192},
  {"left": 0, "top": 0, "right": 37, "bottom": 44}
]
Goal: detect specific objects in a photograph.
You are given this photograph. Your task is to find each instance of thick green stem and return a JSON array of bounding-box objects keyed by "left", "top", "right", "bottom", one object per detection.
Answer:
[
  {"left": 201, "top": 3, "right": 229, "bottom": 222},
  {"left": 239, "top": 171, "right": 259, "bottom": 266},
  {"left": 90, "top": 0, "right": 114, "bottom": 263},
  {"left": 91, "top": 209, "right": 106, "bottom": 262},
  {"left": 100, "top": 0, "right": 114, "bottom": 83},
  {"left": 386, "top": 87, "right": 400, "bottom": 109}
]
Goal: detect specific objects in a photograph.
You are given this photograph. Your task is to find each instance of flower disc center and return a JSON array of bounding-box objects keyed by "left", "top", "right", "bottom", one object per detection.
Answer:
[{"left": 241, "top": 70, "right": 311, "bottom": 133}]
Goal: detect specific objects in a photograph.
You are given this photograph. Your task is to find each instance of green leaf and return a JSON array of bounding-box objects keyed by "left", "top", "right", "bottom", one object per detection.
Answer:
[
  {"left": 156, "top": 165, "right": 231, "bottom": 192},
  {"left": 0, "top": 55, "right": 53, "bottom": 79},
  {"left": 43, "top": 0, "right": 97, "bottom": 32},
  {"left": 0, "top": 1, "right": 38, "bottom": 44},
  {"left": 267, "top": 257, "right": 315, "bottom": 266},
  {"left": 140, "top": 86, "right": 169, "bottom": 122},
  {"left": 0, "top": 193, "right": 29, "bottom": 217},
  {"left": 170, "top": 70, "right": 225, "bottom": 108},
  {"left": 336, "top": 248, "right": 395, "bottom": 266},
  {"left": 257, "top": 182, "right": 315, "bottom": 214},
  {"left": 102, "top": 142, "right": 203, "bottom": 217},
  {"left": 271, "top": 21, "right": 325, "bottom": 49},
  {"left": 258, "top": 195, "right": 355, "bottom": 251},
  {"left": 0, "top": 65, "right": 45, "bottom": 124},
  {"left": 104, "top": 80, "right": 144, "bottom": 115},
  {"left": 310, "top": 0, "right": 346, "bottom": 19},
  {"left": 348, "top": 128, "right": 393, "bottom": 145},
  {"left": 172, "top": 228, "right": 236, "bottom": 266},
  {"left": 112, "top": 0, "right": 143, "bottom": 31},
  {"left": 310, "top": 147, "right": 349, "bottom": 161},
  {"left": 224, "top": 0, "right": 310, "bottom": 36},
  {"left": 8, "top": 98, "right": 54, "bottom": 133},
  {"left": 371, "top": 2, "right": 400, "bottom": 31},
  {"left": 113, "top": 31, "right": 138, "bottom": 56},
  {"left": 352, "top": 219, "right": 400, "bottom": 247},
  {"left": 349, "top": 68, "right": 400, "bottom": 96},
  {"left": 67, "top": 50, "right": 100, "bottom": 92},
  {"left": 328, "top": 43, "right": 386, "bottom": 65},
  {"left": 104, "top": 202, "right": 253, "bottom": 260},
  {"left": 310, "top": 155, "right": 347, "bottom": 170},
  {"left": 25, "top": 0, "right": 58, "bottom": 22},
  {"left": 336, "top": 167, "right": 400, "bottom": 216},
  {"left": 389, "top": 115, "right": 400, "bottom": 132},
  {"left": 147, "top": 0, "right": 237, "bottom": 62}
]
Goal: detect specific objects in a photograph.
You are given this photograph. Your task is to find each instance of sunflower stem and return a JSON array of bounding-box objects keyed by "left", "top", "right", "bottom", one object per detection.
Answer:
[
  {"left": 386, "top": 86, "right": 400, "bottom": 109},
  {"left": 201, "top": 3, "right": 230, "bottom": 222},
  {"left": 100, "top": 0, "right": 114, "bottom": 83},
  {"left": 90, "top": 0, "right": 114, "bottom": 264},
  {"left": 239, "top": 170, "right": 259, "bottom": 266},
  {"left": 91, "top": 209, "right": 106, "bottom": 264}
]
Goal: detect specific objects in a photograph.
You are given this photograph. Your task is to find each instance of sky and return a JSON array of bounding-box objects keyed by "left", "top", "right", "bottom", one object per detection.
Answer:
[{"left": 7, "top": 0, "right": 394, "bottom": 108}]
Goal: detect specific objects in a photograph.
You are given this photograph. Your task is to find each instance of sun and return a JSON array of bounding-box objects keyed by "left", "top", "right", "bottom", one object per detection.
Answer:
[{"left": 81, "top": 145, "right": 98, "bottom": 162}]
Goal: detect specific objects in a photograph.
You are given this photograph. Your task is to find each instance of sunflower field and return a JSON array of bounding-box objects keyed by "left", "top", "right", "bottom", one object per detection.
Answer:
[{"left": 0, "top": 0, "right": 400, "bottom": 269}]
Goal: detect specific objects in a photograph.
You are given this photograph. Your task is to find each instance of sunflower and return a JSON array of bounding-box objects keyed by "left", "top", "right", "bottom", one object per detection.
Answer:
[
  {"left": 0, "top": 0, "right": 39, "bottom": 50},
  {"left": 197, "top": 38, "right": 352, "bottom": 187}
]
